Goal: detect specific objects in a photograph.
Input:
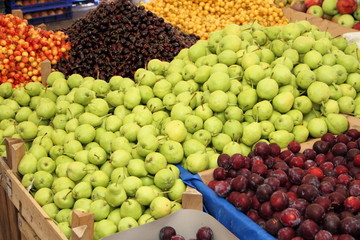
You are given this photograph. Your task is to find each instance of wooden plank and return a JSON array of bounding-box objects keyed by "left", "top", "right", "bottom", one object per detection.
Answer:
[
  {"left": 282, "top": 7, "right": 358, "bottom": 37},
  {"left": 41, "top": 60, "right": 51, "bottom": 86},
  {"left": 0, "top": 159, "right": 67, "bottom": 240},
  {"left": 0, "top": 186, "right": 12, "bottom": 240},
  {"left": 71, "top": 211, "right": 94, "bottom": 240},
  {"left": 5, "top": 138, "right": 25, "bottom": 176},
  {"left": 182, "top": 186, "right": 203, "bottom": 211},
  {"left": 12, "top": 10, "right": 23, "bottom": 19},
  {"left": 37, "top": 24, "right": 47, "bottom": 31},
  {"left": 18, "top": 214, "right": 40, "bottom": 240}
]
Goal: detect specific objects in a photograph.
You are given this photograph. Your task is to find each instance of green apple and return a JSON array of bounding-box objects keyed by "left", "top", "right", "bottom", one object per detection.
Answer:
[{"left": 338, "top": 14, "right": 355, "bottom": 28}]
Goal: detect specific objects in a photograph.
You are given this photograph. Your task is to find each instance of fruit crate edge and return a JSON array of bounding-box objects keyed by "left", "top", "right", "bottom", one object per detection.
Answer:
[
  {"left": 0, "top": 138, "right": 203, "bottom": 240},
  {"left": 27, "top": 9, "right": 72, "bottom": 25},
  {"left": 9, "top": 0, "right": 72, "bottom": 12},
  {"left": 0, "top": 139, "right": 69, "bottom": 240}
]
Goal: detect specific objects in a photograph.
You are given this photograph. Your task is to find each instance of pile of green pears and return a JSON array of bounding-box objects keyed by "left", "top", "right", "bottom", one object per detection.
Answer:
[{"left": 1, "top": 19, "right": 360, "bottom": 239}]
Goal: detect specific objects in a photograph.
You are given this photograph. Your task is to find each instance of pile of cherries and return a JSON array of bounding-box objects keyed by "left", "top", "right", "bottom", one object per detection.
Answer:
[
  {"left": 208, "top": 129, "right": 360, "bottom": 240},
  {"left": 159, "top": 226, "right": 213, "bottom": 240}
]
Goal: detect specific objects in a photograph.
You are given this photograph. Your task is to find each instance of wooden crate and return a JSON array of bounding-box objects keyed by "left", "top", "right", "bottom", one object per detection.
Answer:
[
  {"left": 0, "top": 138, "right": 202, "bottom": 240},
  {"left": 0, "top": 138, "right": 93, "bottom": 240},
  {"left": 184, "top": 115, "right": 360, "bottom": 210},
  {"left": 282, "top": 7, "right": 359, "bottom": 37}
]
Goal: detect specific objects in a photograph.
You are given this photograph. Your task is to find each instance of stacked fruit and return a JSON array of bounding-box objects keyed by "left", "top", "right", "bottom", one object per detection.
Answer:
[
  {"left": 0, "top": 14, "right": 70, "bottom": 87},
  {"left": 290, "top": 0, "right": 360, "bottom": 30},
  {"left": 0, "top": 74, "right": 186, "bottom": 239},
  {"left": 142, "top": 0, "right": 288, "bottom": 39},
  {"left": 208, "top": 131, "right": 360, "bottom": 239},
  {"left": 1, "top": 19, "right": 360, "bottom": 239},
  {"left": 54, "top": 0, "right": 199, "bottom": 80},
  {"left": 23, "top": 8, "right": 67, "bottom": 20}
]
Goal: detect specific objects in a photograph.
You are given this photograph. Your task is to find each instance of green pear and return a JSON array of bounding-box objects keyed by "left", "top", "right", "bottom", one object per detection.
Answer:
[
  {"left": 53, "top": 189, "right": 74, "bottom": 209},
  {"left": 241, "top": 122, "right": 261, "bottom": 147},
  {"left": 118, "top": 217, "right": 139, "bottom": 232},
  {"left": 135, "top": 186, "right": 159, "bottom": 206},
  {"left": 93, "top": 219, "right": 117, "bottom": 240},
  {"left": 154, "top": 168, "right": 176, "bottom": 190},
  {"left": 252, "top": 100, "right": 273, "bottom": 121},
  {"left": 91, "top": 186, "right": 107, "bottom": 201},
  {"left": 42, "top": 203, "right": 59, "bottom": 219},
  {"left": 55, "top": 209, "right": 72, "bottom": 224},
  {"left": 307, "top": 82, "right": 330, "bottom": 104},
  {"left": 89, "top": 199, "right": 110, "bottom": 221},
  {"left": 18, "top": 153, "right": 37, "bottom": 175},
  {"left": 307, "top": 117, "right": 328, "bottom": 138},
  {"left": 34, "top": 187, "right": 53, "bottom": 206},
  {"left": 33, "top": 171, "right": 53, "bottom": 189},
  {"left": 122, "top": 175, "right": 142, "bottom": 197},
  {"left": 149, "top": 196, "right": 172, "bottom": 219},
  {"left": 269, "top": 130, "right": 294, "bottom": 148},
  {"left": 168, "top": 179, "right": 186, "bottom": 201},
  {"left": 105, "top": 183, "right": 127, "bottom": 207},
  {"left": 120, "top": 199, "right": 143, "bottom": 220},
  {"left": 72, "top": 181, "right": 92, "bottom": 199},
  {"left": 325, "top": 113, "right": 349, "bottom": 135}
]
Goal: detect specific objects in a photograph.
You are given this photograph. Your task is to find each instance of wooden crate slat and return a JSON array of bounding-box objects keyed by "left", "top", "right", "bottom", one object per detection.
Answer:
[
  {"left": 0, "top": 186, "right": 20, "bottom": 240},
  {"left": 18, "top": 214, "right": 41, "bottom": 240},
  {"left": 0, "top": 159, "right": 67, "bottom": 240},
  {"left": 71, "top": 211, "right": 94, "bottom": 240},
  {"left": 182, "top": 186, "right": 203, "bottom": 211}
]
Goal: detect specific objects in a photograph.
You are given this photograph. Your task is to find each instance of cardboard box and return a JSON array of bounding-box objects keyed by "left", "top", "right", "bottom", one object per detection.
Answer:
[
  {"left": 282, "top": 7, "right": 359, "bottom": 37},
  {"left": 101, "top": 209, "right": 239, "bottom": 240}
]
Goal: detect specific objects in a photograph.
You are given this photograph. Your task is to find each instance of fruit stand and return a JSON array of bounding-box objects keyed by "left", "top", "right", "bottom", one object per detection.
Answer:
[{"left": 2, "top": 0, "right": 360, "bottom": 240}]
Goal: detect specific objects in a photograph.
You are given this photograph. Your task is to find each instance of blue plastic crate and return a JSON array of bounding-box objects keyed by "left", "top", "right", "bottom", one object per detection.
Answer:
[
  {"left": 10, "top": 0, "right": 72, "bottom": 13},
  {"left": 27, "top": 9, "right": 72, "bottom": 25}
]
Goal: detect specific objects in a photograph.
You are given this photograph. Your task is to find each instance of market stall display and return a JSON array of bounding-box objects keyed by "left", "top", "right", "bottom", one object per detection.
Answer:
[
  {"left": 54, "top": 0, "right": 199, "bottom": 80},
  {"left": 7, "top": 0, "right": 73, "bottom": 24},
  {"left": 142, "top": 0, "right": 288, "bottom": 39},
  {"left": 1, "top": 0, "right": 360, "bottom": 239},
  {"left": 0, "top": 13, "right": 71, "bottom": 87}
]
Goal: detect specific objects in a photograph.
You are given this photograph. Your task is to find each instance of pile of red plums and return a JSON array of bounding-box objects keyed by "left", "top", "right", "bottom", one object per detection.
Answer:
[{"left": 208, "top": 129, "right": 360, "bottom": 240}]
